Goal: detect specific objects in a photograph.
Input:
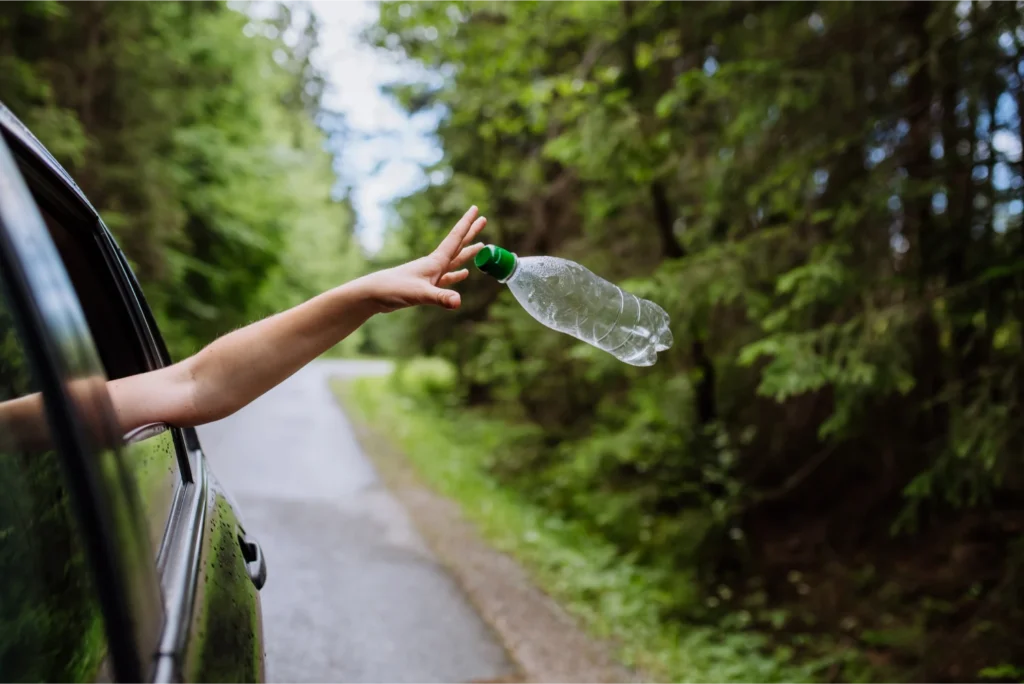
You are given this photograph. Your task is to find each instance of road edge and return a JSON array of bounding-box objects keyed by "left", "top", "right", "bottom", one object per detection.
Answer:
[{"left": 332, "top": 380, "right": 640, "bottom": 684}]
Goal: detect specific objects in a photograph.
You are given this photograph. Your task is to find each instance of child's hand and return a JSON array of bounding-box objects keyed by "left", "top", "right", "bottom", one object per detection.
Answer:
[{"left": 362, "top": 205, "right": 487, "bottom": 313}]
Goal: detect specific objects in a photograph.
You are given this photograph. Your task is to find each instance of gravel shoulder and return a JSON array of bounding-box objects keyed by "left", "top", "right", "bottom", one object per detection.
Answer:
[{"left": 336, "top": 383, "right": 639, "bottom": 684}]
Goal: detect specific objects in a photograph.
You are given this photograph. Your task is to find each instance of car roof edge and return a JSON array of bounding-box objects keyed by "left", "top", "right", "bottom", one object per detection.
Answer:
[{"left": 0, "top": 101, "right": 99, "bottom": 219}]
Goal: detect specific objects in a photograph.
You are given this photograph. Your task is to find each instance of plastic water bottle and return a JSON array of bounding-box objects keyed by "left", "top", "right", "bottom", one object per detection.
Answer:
[{"left": 474, "top": 245, "right": 673, "bottom": 367}]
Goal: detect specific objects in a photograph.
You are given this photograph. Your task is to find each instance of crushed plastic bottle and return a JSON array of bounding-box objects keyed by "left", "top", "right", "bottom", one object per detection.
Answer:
[{"left": 474, "top": 244, "right": 673, "bottom": 367}]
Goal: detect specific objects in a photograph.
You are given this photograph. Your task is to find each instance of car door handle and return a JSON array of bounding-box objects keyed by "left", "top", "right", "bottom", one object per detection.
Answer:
[{"left": 238, "top": 531, "right": 267, "bottom": 590}]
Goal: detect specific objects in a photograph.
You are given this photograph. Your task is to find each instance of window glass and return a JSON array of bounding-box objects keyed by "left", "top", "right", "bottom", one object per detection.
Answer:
[
  {"left": 0, "top": 285, "right": 108, "bottom": 681},
  {"left": 37, "top": 205, "right": 183, "bottom": 558},
  {"left": 41, "top": 208, "right": 149, "bottom": 380}
]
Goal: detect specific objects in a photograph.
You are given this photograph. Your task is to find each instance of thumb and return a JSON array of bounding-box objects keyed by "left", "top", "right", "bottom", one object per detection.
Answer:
[{"left": 430, "top": 287, "right": 461, "bottom": 310}]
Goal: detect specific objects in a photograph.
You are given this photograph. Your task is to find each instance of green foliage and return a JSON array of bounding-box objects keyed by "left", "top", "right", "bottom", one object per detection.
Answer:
[
  {"left": 338, "top": 372, "right": 827, "bottom": 683},
  {"left": 366, "top": 1, "right": 1024, "bottom": 679},
  {"left": 391, "top": 356, "right": 458, "bottom": 406},
  {"left": 0, "top": 1, "right": 363, "bottom": 359},
  {"left": 978, "top": 663, "right": 1024, "bottom": 682}
]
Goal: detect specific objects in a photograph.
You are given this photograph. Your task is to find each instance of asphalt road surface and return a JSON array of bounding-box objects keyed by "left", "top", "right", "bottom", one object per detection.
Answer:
[{"left": 198, "top": 359, "right": 515, "bottom": 683}]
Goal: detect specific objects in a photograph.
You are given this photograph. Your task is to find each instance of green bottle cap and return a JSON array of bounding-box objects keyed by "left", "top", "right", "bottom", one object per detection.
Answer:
[{"left": 474, "top": 244, "right": 517, "bottom": 280}]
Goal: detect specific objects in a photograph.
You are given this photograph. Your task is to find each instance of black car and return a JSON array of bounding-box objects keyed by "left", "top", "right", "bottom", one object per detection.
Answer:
[{"left": 0, "top": 104, "right": 266, "bottom": 682}]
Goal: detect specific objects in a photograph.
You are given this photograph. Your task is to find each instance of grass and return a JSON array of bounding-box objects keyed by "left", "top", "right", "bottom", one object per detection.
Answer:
[{"left": 333, "top": 359, "right": 836, "bottom": 683}]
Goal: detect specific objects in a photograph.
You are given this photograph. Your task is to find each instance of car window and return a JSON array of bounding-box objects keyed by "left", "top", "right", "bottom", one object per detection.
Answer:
[
  {"left": 40, "top": 207, "right": 151, "bottom": 380},
  {"left": 0, "top": 283, "right": 109, "bottom": 682},
  {"left": 35, "top": 202, "right": 184, "bottom": 558}
]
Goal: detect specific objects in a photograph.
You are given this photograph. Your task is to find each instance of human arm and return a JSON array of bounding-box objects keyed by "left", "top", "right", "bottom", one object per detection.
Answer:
[{"left": 105, "top": 206, "right": 487, "bottom": 432}]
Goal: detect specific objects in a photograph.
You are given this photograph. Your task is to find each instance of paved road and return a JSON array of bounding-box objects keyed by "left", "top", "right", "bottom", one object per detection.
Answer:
[{"left": 197, "top": 360, "right": 515, "bottom": 683}]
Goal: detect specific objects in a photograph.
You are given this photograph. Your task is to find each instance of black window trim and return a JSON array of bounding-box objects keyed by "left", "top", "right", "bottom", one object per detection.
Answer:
[
  {"left": 1, "top": 102, "right": 214, "bottom": 683},
  {"left": 0, "top": 130, "right": 161, "bottom": 683},
  {"left": 87, "top": 211, "right": 213, "bottom": 671},
  {"left": 98, "top": 231, "right": 207, "bottom": 457},
  {"left": 2, "top": 116, "right": 195, "bottom": 481},
  {"left": 93, "top": 230, "right": 197, "bottom": 482}
]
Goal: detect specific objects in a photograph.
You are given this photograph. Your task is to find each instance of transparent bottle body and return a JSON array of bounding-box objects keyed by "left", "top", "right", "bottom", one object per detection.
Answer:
[{"left": 504, "top": 256, "right": 673, "bottom": 367}]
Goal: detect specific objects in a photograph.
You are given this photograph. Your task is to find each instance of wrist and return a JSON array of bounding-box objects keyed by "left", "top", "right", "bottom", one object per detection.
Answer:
[{"left": 345, "top": 271, "right": 390, "bottom": 315}]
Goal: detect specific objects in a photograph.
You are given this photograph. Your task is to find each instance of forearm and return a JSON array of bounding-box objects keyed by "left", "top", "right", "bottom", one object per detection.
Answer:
[
  {"left": 0, "top": 392, "right": 53, "bottom": 451},
  {"left": 106, "top": 205, "right": 486, "bottom": 433},
  {"left": 107, "top": 275, "right": 378, "bottom": 432},
  {"left": 1, "top": 276, "right": 377, "bottom": 444},
  {"left": 182, "top": 276, "right": 378, "bottom": 425}
]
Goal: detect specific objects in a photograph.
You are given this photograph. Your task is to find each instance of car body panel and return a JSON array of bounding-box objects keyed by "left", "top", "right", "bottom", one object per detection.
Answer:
[
  {"left": 0, "top": 121, "right": 162, "bottom": 682},
  {"left": 184, "top": 476, "right": 266, "bottom": 683},
  {"left": 122, "top": 424, "right": 183, "bottom": 565},
  {"left": 0, "top": 102, "right": 265, "bottom": 682}
]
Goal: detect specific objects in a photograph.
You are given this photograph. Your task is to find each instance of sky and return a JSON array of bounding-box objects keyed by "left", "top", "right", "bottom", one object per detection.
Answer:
[
  {"left": 298, "top": 2, "right": 1024, "bottom": 247},
  {"left": 309, "top": 1, "right": 442, "bottom": 253}
]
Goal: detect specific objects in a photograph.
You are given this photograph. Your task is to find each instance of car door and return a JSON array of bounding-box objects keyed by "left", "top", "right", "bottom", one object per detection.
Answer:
[
  {"left": 0, "top": 106, "right": 265, "bottom": 681},
  {"left": 0, "top": 228, "right": 122, "bottom": 683},
  {"left": 0, "top": 114, "right": 162, "bottom": 682},
  {"left": 91, "top": 202, "right": 268, "bottom": 684}
]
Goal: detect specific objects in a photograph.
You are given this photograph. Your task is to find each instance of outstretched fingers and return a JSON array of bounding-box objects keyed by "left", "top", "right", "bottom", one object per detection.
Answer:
[
  {"left": 431, "top": 286, "right": 461, "bottom": 310},
  {"left": 451, "top": 241, "right": 486, "bottom": 270},
  {"left": 435, "top": 205, "right": 479, "bottom": 262},
  {"left": 460, "top": 216, "right": 487, "bottom": 250},
  {"left": 438, "top": 269, "right": 470, "bottom": 288}
]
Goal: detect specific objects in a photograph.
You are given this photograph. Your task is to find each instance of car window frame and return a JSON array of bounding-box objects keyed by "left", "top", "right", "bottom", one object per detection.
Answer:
[
  {"left": 0, "top": 103, "right": 219, "bottom": 682},
  {"left": 0, "top": 123, "right": 162, "bottom": 682},
  {"left": 99, "top": 233, "right": 206, "bottom": 455},
  {"left": 92, "top": 223, "right": 216, "bottom": 680},
  {"left": 0, "top": 101, "right": 254, "bottom": 683},
  {"left": 94, "top": 229, "right": 201, "bottom": 478},
  {"left": 93, "top": 213, "right": 214, "bottom": 683}
]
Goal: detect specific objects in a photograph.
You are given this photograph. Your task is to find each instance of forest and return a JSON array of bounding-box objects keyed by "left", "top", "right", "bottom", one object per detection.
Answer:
[
  {"left": 3, "top": 1, "right": 1024, "bottom": 681},
  {"left": 362, "top": 1, "right": 1024, "bottom": 681},
  {"left": 0, "top": 0, "right": 365, "bottom": 361}
]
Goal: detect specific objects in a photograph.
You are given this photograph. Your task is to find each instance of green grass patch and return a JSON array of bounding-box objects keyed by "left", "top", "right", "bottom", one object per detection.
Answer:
[{"left": 333, "top": 361, "right": 837, "bottom": 683}]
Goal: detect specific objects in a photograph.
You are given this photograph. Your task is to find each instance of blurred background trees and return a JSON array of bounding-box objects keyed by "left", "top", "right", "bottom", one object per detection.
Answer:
[
  {"left": 365, "top": 1, "right": 1024, "bottom": 679},
  {"left": 3, "top": 0, "right": 1024, "bottom": 679},
  {"left": 0, "top": 0, "right": 364, "bottom": 359}
]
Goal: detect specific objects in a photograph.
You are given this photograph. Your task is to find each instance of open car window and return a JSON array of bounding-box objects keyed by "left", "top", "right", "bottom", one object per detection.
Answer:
[
  {"left": 40, "top": 208, "right": 151, "bottom": 380},
  {"left": 0, "top": 118, "right": 168, "bottom": 682},
  {"left": 35, "top": 202, "right": 186, "bottom": 558}
]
